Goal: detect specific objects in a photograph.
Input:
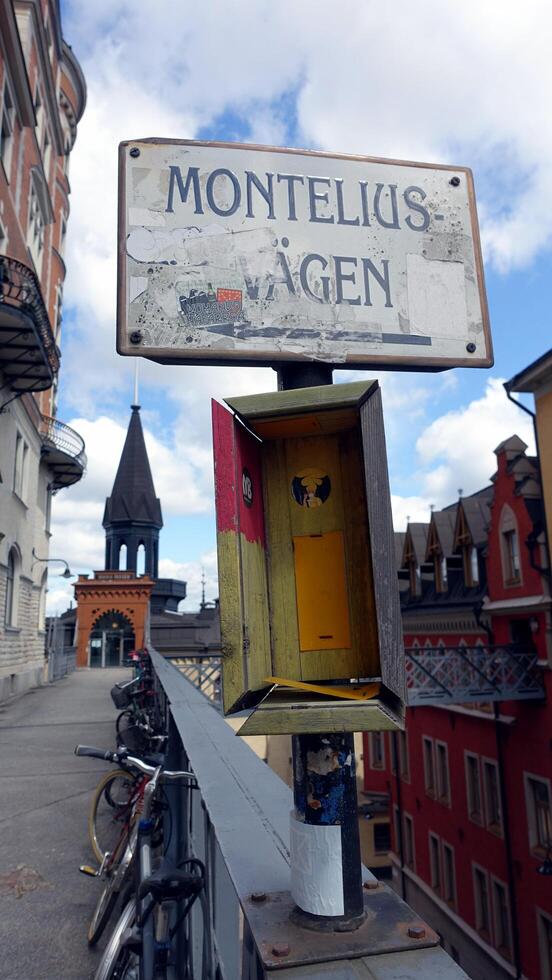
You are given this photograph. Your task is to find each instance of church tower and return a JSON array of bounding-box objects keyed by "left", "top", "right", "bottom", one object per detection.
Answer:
[{"left": 103, "top": 404, "right": 163, "bottom": 577}]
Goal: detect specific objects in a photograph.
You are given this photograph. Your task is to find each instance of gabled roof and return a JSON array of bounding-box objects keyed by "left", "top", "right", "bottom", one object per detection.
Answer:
[
  {"left": 103, "top": 406, "right": 163, "bottom": 528},
  {"left": 426, "top": 508, "right": 457, "bottom": 559},
  {"left": 402, "top": 523, "right": 429, "bottom": 567},
  {"left": 454, "top": 487, "right": 492, "bottom": 549}
]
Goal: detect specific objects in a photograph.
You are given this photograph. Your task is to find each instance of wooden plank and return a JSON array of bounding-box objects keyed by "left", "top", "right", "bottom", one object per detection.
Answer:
[
  {"left": 237, "top": 698, "right": 400, "bottom": 735},
  {"left": 226, "top": 380, "right": 377, "bottom": 422},
  {"left": 340, "top": 427, "right": 380, "bottom": 679},
  {"left": 359, "top": 386, "right": 406, "bottom": 714}
]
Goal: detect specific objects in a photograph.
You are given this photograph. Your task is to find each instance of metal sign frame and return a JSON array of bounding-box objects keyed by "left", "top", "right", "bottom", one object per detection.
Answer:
[{"left": 117, "top": 139, "right": 492, "bottom": 372}]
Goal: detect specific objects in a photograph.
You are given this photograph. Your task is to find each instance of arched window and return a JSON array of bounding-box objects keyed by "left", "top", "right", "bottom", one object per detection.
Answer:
[
  {"left": 5, "top": 546, "right": 20, "bottom": 627},
  {"left": 118, "top": 543, "right": 127, "bottom": 571},
  {"left": 500, "top": 506, "right": 521, "bottom": 585},
  {"left": 136, "top": 543, "right": 146, "bottom": 576}
]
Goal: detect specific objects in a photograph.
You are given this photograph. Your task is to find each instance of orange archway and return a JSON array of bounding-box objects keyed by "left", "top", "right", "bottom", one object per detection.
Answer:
[{"left": 74, "top": 570, "right": 154, "bottom": 667}]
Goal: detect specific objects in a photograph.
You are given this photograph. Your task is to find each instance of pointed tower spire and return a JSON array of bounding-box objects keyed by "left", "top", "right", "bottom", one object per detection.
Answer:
[{"left": 103, "top": 405, "right": 163, "bottom": 577}]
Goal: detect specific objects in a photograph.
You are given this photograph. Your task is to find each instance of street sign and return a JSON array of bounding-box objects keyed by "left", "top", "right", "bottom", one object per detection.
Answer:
[{"left": 118, "top": 139, "right": 492, "bottom": 371}]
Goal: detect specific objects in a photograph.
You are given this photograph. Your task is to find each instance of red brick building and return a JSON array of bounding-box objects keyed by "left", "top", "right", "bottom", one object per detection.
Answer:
[{"left": 364, "top": 431, "right": 552, "bottom": 979}]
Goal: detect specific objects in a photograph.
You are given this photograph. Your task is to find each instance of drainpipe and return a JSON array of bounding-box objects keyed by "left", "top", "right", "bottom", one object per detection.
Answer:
[
  {"left": 493, "top": 701, "right": 522, "bottom": 978},
  {"left": 392, "top": 731, "right": 407, "bottom": 901}
]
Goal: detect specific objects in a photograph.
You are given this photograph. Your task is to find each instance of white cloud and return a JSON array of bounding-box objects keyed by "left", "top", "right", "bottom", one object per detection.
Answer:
[
  {"left": 159, "top": 552, "right": 218, "bottom": 610},
  {"left": 415, "top": 378, "right": 535, "bottom": 504}
]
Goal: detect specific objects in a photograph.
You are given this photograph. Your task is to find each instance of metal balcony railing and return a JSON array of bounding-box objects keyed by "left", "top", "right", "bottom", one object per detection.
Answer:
[
  {"left": 149, "top": 647, "right": 466, "bottom": 979},
  {"left": 0, "top": 255, "right": 59, "bottom": 392},
  {"left": 40, "top": 414, "right": 87, "bottom": 489},
  {"left": 166, "top": 652, "right": 222, "bottom": 707},
  {"left": 406, "top": 644, "right": 545, "bottom": 706}
]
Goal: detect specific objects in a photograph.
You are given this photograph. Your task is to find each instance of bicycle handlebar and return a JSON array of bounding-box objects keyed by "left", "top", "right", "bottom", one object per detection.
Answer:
[{"left": 74, "top": 744, "right": 196, "bottom": 784}]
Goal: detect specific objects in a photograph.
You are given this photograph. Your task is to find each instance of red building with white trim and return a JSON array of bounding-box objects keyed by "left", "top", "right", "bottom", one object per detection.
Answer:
[{"left": 364, "top": 431, "right": 552, "bottom": 980}]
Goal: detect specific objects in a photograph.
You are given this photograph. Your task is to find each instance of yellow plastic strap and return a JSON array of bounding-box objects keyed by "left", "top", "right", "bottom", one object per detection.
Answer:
[{"left": 264, "top": 676, "right": 380, "bottom": 701}]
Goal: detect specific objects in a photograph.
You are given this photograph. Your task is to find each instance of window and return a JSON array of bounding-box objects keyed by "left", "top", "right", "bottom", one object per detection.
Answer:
[
  {"left": 483, "top": 760, "right": 503, "bottom": 834},
  {"left": 473, "top": 865, "right": 491, "bottom": 937},
  {"left": 500, "top": 506, "right": 521, "bottom": 585},
  {"left": 504, "top": 530, "right": 520, "bottom": 582},
  {"left": 390, "top": 732, "right": 397, "bottom": 774},
  {"left": 465, "top": 753, "right": 483, "bottom": 824},
  {"left": 27, "top": 183, "right": 45, "bottom": 270},
  {"left": 423, "top": 736, "right": 435, "bottom": 797},
  {"left": 403, "top": 814, "right": 415, "bottom": 869},
  {"left": 392, "top": 804, "right": 401, "bottom": 853},
  {"left": 434, "top": 554, "right": 448, "bottom": 592},
  {"left": 442, "top": 842, "right": 456, "bottom": 908},
  {"left": 13, "top": 432, "right": 29, "bottom": 502},
  {"left": 464, "top": 545, "right": 480, "bottom": 586},
  {"left": 524, "top": 774, "right": 552, "bottom": 855},
  {"left": 5, "top": 546, "right": 20, "bottom": 627},
  {"left": 429, "top": 833, "right": 441, "bottom": 892},
  {"left": 369, "top": 732, "right": 385, "bottom": 770},
  {"left": 492, "top": 878, "right": 512, "bottom": 960},
  {"left": 0, "top": 78, "right": 15, "bottom": 179},
  {"left": 538, "top": 911, "right": 552, "bottom": 980},
  {"left": 398, "top": 731, "right": 410, "bottom": 781},
  {"left": 436, "top": 741, "right": 450, "bottom": 805},
  {"left": 409, "top": 561, "right": 421, "bottom": 595},
  {"left": 373, "top": 822, "right": 391, "bottom": 854}
]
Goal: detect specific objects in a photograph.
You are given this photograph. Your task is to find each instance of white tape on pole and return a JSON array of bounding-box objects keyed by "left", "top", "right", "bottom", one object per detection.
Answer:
[{"left": 289, "top": 810, "right": 344, "bottom": 916}]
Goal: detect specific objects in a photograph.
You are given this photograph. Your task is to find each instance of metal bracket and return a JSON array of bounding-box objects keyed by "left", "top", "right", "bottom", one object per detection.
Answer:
[{"left": 243, "top": 885, "right": 439, "bottom": 970}]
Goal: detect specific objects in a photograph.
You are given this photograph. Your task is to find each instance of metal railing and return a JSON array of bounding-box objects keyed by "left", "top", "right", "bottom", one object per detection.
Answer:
[
  {"left": 150, "top": 648, "right": 466, "bottom": 979},
  {"left": 40, "top": 414, "right": 87, "bottom": 468},
  {"left": 0, "top": 255, "right": 59, "bottom": 386},
  {"left": 166, "top": 653, "right": 221, "bottom": 707},
  {"left": 406, "top": 644, "right": 545, "bottom": 705}
]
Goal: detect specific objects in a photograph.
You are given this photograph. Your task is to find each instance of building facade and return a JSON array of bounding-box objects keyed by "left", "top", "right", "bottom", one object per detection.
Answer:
[
  {"left": 0, "top": 0, "right": 86, "bottom": 699},
  {"left": 364, "top": 402, "right": 552, "bottom": 978}
]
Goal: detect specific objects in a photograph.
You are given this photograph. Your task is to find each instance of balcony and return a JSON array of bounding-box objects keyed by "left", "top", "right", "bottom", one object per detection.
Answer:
[
  {"left": 0, "top": 256, "right": 59, "bottom": 394},
  {"left": 406, "top": 644, "right": 545, "bottom": 706},
  {"left": 149, "top": 647, "right": 465, "bottom": 978},
  {"left": 40, "top": 414, "right": 87, "bottom": 489}
]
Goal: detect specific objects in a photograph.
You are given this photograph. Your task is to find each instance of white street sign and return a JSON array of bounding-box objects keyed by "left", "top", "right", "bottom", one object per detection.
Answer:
[{"left": 117, "top": 140, "right": 492, "bottom": 369}]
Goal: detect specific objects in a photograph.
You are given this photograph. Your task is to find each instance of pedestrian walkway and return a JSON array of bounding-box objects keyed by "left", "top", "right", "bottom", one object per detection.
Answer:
[{"left": 0, "top": 668, "right": 127, "bottom": 980}]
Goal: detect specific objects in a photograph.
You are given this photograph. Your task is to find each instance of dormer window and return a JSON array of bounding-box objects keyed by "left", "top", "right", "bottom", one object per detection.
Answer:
[
  {"left": 409, "top": 562, "right": 421, "bottom": 596},
  {"left": 435, "top": 554, "right": 448, "bottom": 592},
  {"left": 463, "top": 545, "right": 479, "bottom": 587}
]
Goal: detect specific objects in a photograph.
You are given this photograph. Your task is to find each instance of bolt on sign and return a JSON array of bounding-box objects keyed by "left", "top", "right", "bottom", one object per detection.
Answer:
[
  {"left": 212, "top": 380, "right": 405, "bottom": 735},
  {"left": 118, "top": 139, "right": 492, "bottom": 370}
]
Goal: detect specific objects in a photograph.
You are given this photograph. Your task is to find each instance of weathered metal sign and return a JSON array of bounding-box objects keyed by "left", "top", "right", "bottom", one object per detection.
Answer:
[{"left": 118, "top": 139, "right": 492, "bottom": 369}]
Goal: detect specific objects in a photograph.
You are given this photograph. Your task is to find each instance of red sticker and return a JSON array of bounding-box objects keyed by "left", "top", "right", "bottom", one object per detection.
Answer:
[{"left": 217, "top": 288, "right": 242, "bottom": 303}]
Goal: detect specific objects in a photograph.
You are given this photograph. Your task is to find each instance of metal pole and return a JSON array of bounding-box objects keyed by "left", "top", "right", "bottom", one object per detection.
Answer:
[{"left": 276, "top": 363, "right": 365, "bottom": 932}]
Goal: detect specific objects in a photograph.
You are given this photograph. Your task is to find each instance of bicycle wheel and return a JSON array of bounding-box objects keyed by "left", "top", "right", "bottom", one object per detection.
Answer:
[
  {"left": 116, "top": 710, "right": 149, "bottom": 754},
  {"left": 89, "top": 769, "right": 136, "bottom": 864},
  {"left": 93, "top": 900, "right": 137, "bottom": 978},
  {"left": 88, "top": 839, "right": 135, "bottom": 946}
]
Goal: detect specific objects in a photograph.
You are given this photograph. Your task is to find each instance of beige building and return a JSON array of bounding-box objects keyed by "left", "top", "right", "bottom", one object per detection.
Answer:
[{"left": 0, "top": 0, "right": 86, "bottom": 699}]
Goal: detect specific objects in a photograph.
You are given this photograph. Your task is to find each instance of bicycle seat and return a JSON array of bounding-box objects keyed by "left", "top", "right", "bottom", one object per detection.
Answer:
[{"left": 138, "top": 866, "right": 203, "bottom": 903}]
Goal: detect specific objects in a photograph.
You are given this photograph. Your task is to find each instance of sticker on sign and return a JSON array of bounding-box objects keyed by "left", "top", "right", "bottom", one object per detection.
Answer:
[{"left": 117, "top": 140, "right": 492, "bottom": 370}]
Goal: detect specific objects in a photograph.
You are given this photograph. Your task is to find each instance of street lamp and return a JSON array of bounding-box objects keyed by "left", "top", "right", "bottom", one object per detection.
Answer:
[{"left": 31, "top": 548, "right": 73, "bottom": 579}]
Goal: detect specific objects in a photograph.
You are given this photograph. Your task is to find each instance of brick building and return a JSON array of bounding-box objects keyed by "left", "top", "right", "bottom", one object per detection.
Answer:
[
  {"left": 0, "top": 0, "right": 86, "bottom": 699},
  {"left": 364, "top": 361, "right": 552, "bottom": 979}
]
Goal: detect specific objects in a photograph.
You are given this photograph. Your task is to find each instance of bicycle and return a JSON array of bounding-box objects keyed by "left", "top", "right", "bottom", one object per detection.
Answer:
[
  {"left": 76, "top": 746, "right": 186, "bottom": 947},
  {"left": 93, "top": 763, "right": 204, "bottom": 980}
]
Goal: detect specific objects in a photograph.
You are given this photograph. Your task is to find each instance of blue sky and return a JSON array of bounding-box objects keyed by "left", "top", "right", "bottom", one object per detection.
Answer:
[{"left": 48, "top": 0, "right": 550, "bottom": 612}]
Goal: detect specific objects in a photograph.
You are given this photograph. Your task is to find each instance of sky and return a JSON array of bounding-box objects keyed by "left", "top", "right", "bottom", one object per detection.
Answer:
[{"left": 48, "top": 0, "right": 551, "bottom": 613}]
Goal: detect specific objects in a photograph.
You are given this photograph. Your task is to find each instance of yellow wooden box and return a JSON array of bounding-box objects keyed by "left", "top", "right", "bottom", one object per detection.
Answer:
[{"left": 212, "top": 380, "right": 405, "bottom": 734}]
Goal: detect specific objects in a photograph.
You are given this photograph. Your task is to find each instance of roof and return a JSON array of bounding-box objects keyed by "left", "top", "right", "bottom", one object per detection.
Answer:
[
  {"left": 505, "top": 348, "right": 552, "bottom": 394},
  {"left": 103, "top": 406, "right": 163, "bottom": 528},
  {"left": 458, "top": 487, "right": 492, "bottom": 547}
]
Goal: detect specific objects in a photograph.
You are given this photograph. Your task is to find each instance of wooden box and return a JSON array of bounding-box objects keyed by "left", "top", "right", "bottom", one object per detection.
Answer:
[{"left": 212, "top": 380, "right": 405, "bottom": 735}]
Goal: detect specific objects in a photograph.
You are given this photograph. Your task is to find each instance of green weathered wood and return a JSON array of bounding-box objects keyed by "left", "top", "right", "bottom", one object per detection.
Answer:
[
  {"left": 226, "top": 380, "right": 377, "bottom": 421},
  {"left": 360, "top": 386, "right": 406, "bottom": 719},
  {"left": 237, "top": 696, "right": 400, "bottom": 735}
]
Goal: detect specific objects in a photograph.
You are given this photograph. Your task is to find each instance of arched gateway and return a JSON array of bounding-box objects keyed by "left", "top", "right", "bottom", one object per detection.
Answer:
[{"left": 89, "top": 610, "right": 135, "bottom": 668}]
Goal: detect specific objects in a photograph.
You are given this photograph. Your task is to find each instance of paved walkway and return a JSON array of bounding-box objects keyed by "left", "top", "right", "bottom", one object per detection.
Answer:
[{"left": 0, "top": 668, "right": 128, "bottom": 980}]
